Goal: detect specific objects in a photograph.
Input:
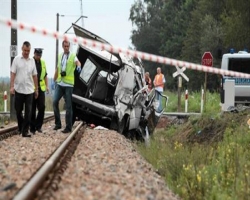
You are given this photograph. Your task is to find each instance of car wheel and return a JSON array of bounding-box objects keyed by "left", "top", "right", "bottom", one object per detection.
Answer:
[
  {"left": 118, "top": 115, "right": 129, "bottom": 135},
  {"left": 135, "top": 126, "right": 150, "bottom": 145}
]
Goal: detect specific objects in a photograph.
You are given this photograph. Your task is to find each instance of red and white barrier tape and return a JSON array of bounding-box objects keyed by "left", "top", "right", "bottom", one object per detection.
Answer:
[{"left": 1, "top": 16, "right": 250, "bottom": 78}]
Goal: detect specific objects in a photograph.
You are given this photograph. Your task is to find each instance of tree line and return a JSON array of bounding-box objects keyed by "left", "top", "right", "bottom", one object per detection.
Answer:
[{"left": 129, "top": 0, "right": 250, "bottom": 92}]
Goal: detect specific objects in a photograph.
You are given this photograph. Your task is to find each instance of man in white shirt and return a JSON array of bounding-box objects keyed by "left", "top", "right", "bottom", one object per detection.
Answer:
[{"left": 10, "top": 41, "right": 39, "bottom": 137}]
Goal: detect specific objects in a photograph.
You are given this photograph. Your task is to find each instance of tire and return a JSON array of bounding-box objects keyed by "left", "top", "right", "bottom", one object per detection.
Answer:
[
  {"left": 135, "top": 126, "right": 150, "bottom": 145},
  {"left": 118, "top": 115, "right": 129, "bottom": 135}
]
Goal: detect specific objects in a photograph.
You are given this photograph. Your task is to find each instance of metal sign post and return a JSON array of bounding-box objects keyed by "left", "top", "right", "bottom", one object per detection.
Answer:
[{"left": 201, "top": 52, "right": 213, "bottom": 110}]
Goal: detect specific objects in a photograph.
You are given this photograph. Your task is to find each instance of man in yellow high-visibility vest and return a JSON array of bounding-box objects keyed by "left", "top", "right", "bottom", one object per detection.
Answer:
[
  {"left": 30, "top": 48, "right": 49, "bottom": 134},
  {"left": 53, "top": 40, "right": 81, "bottom": 133}
]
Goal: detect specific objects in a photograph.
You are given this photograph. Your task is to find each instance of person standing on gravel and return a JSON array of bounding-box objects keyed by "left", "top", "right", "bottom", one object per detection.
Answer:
[
  {"left": 53, "top": 40, "right": 81, "bottom": 133},
  {"left": 153, "top": 67, "right": 166, "bottom": 112},
  {"left": 30, "top": 48, "right": 49, "bottom": 134},
  {"left": 10, "top": 41, "right": 39, "bottom": 137}
]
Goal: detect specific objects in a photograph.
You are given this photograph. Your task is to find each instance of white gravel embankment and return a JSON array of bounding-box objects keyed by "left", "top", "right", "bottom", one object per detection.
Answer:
[
  {"left": 0, "top": 119, "right": 70, "bottom": 200},
  {"left": 53, "top": 128, "right": 180, "bottom": 200},
  {"left": 0, "top": 117, "right": 180, "bottom": 200}
]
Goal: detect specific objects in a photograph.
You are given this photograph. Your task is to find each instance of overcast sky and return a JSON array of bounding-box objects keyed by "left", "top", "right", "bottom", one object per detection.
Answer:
[{"left": 0, "top": 0, "right": 135, "bottom": 78}]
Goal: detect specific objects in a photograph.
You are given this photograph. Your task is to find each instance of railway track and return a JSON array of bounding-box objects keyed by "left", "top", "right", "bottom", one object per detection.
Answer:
[
  {"left": 0, "top": 115, "right": 54, "bottom": 141},
  {"left": 13, "top": 122, "right": 85, "bottom": 200},
  {"left": 0, "top": 116, "right": 180, "bottom": 200},
  {"left": 0, "top": 116, "right": 85, "bottom": 200}
]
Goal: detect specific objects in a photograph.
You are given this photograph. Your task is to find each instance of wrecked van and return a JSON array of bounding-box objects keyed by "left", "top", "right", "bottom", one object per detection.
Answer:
[{"left": 72, "top": 24, "right": 168, "bottom": 141}]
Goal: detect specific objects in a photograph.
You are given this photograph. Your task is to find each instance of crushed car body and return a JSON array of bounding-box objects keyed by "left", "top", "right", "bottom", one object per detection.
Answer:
[{"left": 72, "top": 23, "right": 168, "bottom": 141}]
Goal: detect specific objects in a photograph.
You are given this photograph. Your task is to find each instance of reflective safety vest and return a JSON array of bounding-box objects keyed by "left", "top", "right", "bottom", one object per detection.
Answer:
[
  {"left": 154, "top": 73, "right": 164, "bottom": 88},
  {"left": 56, "top": 53, "right": 76, "bottom": 85},
  {"left": 39, "top": 59, "right": 47, "bottom": 91}
]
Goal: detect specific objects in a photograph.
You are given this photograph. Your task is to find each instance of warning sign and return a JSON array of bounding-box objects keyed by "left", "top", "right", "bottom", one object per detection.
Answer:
[{"left": 10, "top": 45, "right": 17, "bottom": 57}]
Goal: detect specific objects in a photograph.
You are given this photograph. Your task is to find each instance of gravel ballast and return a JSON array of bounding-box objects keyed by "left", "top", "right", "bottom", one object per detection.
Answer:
[
  {"left": 0, "top": 119, "right": 70, "bottom": 200},
  {"left": 0, "top": 120, "right": 180, "bottom": 200},
  {"left": 53, "top": 128, "right": 180, "bottom": 200}
]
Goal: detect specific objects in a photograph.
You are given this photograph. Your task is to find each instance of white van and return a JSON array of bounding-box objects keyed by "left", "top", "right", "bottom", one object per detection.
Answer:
[{"left": 220, "top": 51, "right": 250, "bottom": 105}]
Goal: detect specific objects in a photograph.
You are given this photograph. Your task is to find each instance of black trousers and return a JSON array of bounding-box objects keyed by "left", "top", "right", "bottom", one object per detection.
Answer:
[
  {"left": 30, "top": 89, "right": 45, "bottom": 131},
  {"left": 15, "top": 91, "right": 33, "bottom": 134}
]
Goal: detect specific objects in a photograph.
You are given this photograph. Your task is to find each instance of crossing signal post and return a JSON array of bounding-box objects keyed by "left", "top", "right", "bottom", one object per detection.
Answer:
[{"left": 173, "top": 66, "right": 189, "bottom": 112}]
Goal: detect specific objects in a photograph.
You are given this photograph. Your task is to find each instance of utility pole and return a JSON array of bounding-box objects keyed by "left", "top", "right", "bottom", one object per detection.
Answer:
[
  {"left": 55, "top": 13, "right": 87, "bottom": 68},
  {"left": 55, "top": 13, "right": 59, "bottom": 69},
  {"left": 10, "top": 0, "right": 17, "bottom": 120},
  {"left": 79, "top": 0, "right": 84, "bottom": 27}
]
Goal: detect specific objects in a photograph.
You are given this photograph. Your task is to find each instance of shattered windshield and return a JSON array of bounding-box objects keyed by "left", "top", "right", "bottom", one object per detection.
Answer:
[{"left": 80, "top": 58, "right": 97, "bottom": 83}]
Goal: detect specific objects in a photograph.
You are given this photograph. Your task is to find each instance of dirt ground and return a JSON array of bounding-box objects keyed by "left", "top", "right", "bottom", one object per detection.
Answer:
[
  {"left": 156, "top": 116, "right": 188, "bottom": 129},
  {"left": 155, "top": 111, "right": 250, "bottom": 145},
  {"left": 156, "top": 116, "right": 169, "bottom": 129}
]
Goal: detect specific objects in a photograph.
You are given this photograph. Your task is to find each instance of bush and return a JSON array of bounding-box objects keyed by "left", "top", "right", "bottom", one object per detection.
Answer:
[{"left": 137, "top": 90, "right": 250, "bottom": 199}]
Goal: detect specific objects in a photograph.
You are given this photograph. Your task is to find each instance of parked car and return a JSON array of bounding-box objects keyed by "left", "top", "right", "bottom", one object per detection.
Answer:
[{"left": 72, "top": 23, "right": 168, "bottom": 141}]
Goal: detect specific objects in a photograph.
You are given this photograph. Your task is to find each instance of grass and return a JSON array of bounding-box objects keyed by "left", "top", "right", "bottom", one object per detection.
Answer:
[
  {"left": 165, "top": 90, "right": 221, "bottom": 114},
  {"left": 137, "top": 90, "right": 250, "bottom": 200}
]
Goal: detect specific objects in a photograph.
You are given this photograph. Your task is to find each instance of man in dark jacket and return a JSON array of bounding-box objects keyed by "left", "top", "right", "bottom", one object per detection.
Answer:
[{"left": 30, "top": 48, "right": 49, "bottom": 134}]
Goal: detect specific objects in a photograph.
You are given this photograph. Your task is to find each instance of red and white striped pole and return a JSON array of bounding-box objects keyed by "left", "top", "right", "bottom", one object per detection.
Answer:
[
  {"left": 4, "top": 91, "right": 7, "bottom": 112},
  {"left": 185, "top": 89, "right": 188, "bottom": 113},
  {"left": 201, "top": 89, "right": 204, "bottom": 113}
]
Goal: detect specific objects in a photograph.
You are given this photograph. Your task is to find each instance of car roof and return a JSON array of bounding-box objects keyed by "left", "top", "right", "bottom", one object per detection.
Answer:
[
  {"left": 77, "top": 44, "right": 121, "bottom": 72},
  {"left": 72, "top": 23, "right": 122, "bottom": 64},
  {"left": 223, "top": 52, "right": 250, "bottom": 59}
]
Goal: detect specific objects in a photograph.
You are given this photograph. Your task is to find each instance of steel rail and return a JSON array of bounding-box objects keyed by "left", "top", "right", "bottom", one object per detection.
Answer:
[
  {"left": 13, "top": 121, "right": 84, "bottom": 200},
  {"left": 162, "top": 112, "right": 201, "bottom": 117},
  {"left": 0, "top": 115, "right": 54, "bottom": 140}
]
